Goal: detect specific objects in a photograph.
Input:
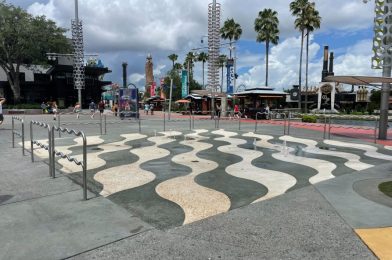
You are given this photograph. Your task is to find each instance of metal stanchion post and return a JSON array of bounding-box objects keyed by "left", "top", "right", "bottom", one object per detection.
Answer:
[
  {"left": 163, "top": 110, "right": 166, "bottom": 132},
  {"left": 12, "top": 117, "right": 15, "bottom": 148},
  {"left": 255, "top": 113, "right": 258, "bottom": 133},
  {"left": 30, "top": 121, "right": 34, "bottom": 162},
  {"left": 374, "top": 117, "right": 378, "bottom": 144},
  {"left": 328, "top": 115, "right": 332, "bottom": 139},
  {"left": 192, "top": 115, "right": 194, "bottom": 129},
  {"left": 48, "top": 127, "right": 52, "bottom": 177},
  {"left": 238, "top": 117, "right": 241, "bottom": 130},
  {"left": 58, "top": 114, "right": 61, "bottom": 138},
  {"left": 99, "top": 113, "right": 103, "bottom": 135},
  {"left": 283, "top": 113, "right": 287, "bottom": 135},
  {"left": 323, "top": 114, "right": 327, "bottom": 139},
  {"left": 104, "top": 114, "right": 107, "bottom": 134},
  {"left": 287, "top": 112, "right": 291, "bottom": 135},
  {"left": 189, "top": 113, "right": 192, "bottom": 130},
  {"left": 51, "top": 128, "right": 55, "bottom": 178},
  {"left": 82, "top": 132, "right": 87, "bottom": 200},
  {"left": 21, "top": 119, "right": 25, "bottom": 156}
]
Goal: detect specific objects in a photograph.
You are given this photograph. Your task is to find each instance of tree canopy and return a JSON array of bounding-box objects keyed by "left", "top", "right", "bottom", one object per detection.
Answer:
[{"left": 0, "top": 1, "right": 71, "bottom": 102}]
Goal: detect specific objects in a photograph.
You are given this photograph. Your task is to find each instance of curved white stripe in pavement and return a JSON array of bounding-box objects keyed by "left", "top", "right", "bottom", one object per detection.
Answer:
[
  {"left": 95, "top": 134, "right": 173, "bottom": 197},
  {"left": 244, "top": 132, "right": 336, "bottom": 184},
  {"left": 156, "top": 135, "right": 231, "bottom": 225},
  {"left": 279, "top": 136, "right": 373, "bottom": 171},
  {"left": 213, "top": 130, "right": 296, "bottom": 202},
  {"left": 384, "top": 146, "right": 392, "bottom": 151},
  {"left": 185, "top": 129, "right": 209, "bottom": 141},
  {"left": 324, "top": 140, "right": 392, "bottom": 161},
  {"left": 59, "top": 134, "right": 143, "bottom": 173}
]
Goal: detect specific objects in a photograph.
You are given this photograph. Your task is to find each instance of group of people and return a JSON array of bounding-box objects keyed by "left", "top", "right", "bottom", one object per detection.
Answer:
[
  {"left": 144, "top": 103, "right": 154, "bottom": 115},
  {"left": 40, "top": 101, "right": 58, "bottom": 120}
]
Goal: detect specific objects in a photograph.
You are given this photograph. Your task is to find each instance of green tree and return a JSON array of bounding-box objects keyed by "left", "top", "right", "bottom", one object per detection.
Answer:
[
  {"left": 290, "top": 0, "right": 310, "bottom": 109},
  {"left": 0, "top": 2, "right": 71, "bottom": 103},
  {"left": 254, "top": 8, "right": 280, "bottom": 87},
  {"left": 218, "top": 54, "right": 227, "bottom": 92},
  {"left": 303, "top": 2, "right": 321, "bottom": 113},
  {"left": 220, "top": 18, "right": 242, "bottom": 58},
  {"left": 197, "top": 52, "right": 208, "bottom": 88},
  {"left": 184, "top": 52, "right": 196, "bottom": 80},
  {"left": 168, "top": 53, "right": 178, "bottom": 69}
]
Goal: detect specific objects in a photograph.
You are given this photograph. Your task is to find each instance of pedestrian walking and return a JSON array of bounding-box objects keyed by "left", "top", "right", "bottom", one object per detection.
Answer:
[
  {"left": 52, "top": 101, "right": 58, "bottom": 120},
  {"left": 73, "top": 102, "right": 81, "bottom": 119},
  {"left": 112, "top": 102, "right": 118, "bottom": 116},
  {"left": 149, "top": 103, "right": 154, "bottom": 115},
  {"left": 234, "top": 104, "right": 240, "bottom": 119},
  {"left": 144, "top": 103, "right": 150, "bottom": 115},
  {"left": 89, "top": 100, "right": 96, "bottom": 119},
  {"left": 98, "top": 100, "right": 105, "bottom": 115},
  {"left": 41, "top": 101, "right": 47, "bottom": 114}
]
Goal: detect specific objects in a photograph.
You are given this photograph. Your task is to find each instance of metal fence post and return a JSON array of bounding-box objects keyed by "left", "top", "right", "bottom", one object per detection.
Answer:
[
  {"left": 82, "top": 132, "right": 87, "bottom": 200},
  {"left": 287, "top": 112, "right": 291, "bottom": 135},
  {"left": 323, "top": 114, "right": 327, "bottom": 139},
  {"left": 21, "top": 119, "right": 25, "bottom": 156},
  {"left": 328, "top": 115, "right": 332, "bottom": 139},
  {"left": 255, "top": 113, "right": 258, "bottom": 133},
  {"left": 163, "top": 111, "right": 166, "bottom": 132},
  {"left": 51, "top": 126, "right": 55, "bottom": 178},
  {"left": 30, "top": 121, "right": 34, "bottom": 162},
  {"left": 238, "top": 117, "right": 241, "bottom": 130},
  {"left": 374, "top": 117, "right": 378, "bottom": 144},
  {"left": 104, "top": 114, "right": 107, "bottom": 134},
  {"left": 12, "top": 117, "right": 15, "bottom": 148},
  {"left": 189, "top": 113, "right": 192, "bottom": 130},
  {"left": 99, "top": 113, "right": 103, "bottom": 135},
  {"left": 58, "top": 114, "right": 61, "bottom": 138}
]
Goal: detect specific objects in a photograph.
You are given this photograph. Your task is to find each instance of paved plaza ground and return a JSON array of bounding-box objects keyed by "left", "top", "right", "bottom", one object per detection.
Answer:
[{"left": 0, "top": 111, "right": 392, "bottom": 259}]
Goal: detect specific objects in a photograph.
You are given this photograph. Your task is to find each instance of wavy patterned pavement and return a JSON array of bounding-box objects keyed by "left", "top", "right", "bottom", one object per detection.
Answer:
[
  {"left": 324, "top": 140, "right": 392, "bottom": 161},
  {"left": 385, "top": 146, "right": 392, "bottom": 151},
  {"left": 213, "top": 129, "right": 296, "bottom": 202},
  {"left": 279, "top": 135, "right": 373, "bottom": 171},
  {"left": 94, "top": 134, "right": 174, "bottom": 197},
  {"left": 156, "top": 130, "right": 231, "bottom": 225},
  {"left": 58, "top": 134, "right": 141, "bottom": 174},
  {"left": 244, "top": 132, "right": 336, "bottom": 184}
]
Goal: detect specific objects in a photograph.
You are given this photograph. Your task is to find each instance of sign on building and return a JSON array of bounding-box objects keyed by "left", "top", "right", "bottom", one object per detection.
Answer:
[
  {"left": 181, "top": 70, "right": 188, "bottom": 98},
  {"left": 226, "top": 59, "right": 234, "bottom": 94}
]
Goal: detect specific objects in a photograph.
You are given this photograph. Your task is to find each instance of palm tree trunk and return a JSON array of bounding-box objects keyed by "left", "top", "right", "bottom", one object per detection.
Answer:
[
  {"left": 305, "top": 29, "right": 309, "bottom": 113},
  {"left": 298, "top": 30, "right": 304, "bottom": 110},
  {"left": 265, "top": 40, "right": 269, "bottom": 86}
]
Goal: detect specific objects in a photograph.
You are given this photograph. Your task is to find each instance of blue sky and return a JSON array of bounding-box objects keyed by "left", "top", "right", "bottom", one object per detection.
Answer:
[{"left": 7, "top": 0, "right": 377, "bottom": 91}]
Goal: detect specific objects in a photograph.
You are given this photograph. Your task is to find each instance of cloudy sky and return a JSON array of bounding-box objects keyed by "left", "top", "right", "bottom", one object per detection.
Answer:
[{"left": 8, "top": 0, "right": 377, "bottom": 91}]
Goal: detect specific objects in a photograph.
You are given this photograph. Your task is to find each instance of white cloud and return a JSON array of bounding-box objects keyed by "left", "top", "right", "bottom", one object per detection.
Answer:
[{"left": 22, "top": 0, "right": 377, "bottom": 88}]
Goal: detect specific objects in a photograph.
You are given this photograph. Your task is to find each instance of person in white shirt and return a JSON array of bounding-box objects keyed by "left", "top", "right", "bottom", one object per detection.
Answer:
[{"left": 0, "top": 97, "right": 5, "bottom": 125}]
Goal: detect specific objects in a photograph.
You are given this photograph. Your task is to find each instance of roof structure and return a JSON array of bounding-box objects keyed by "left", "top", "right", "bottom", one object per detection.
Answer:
[
  {"left": 234, "top": 87, "right": 287, "bottom": 96},
  {"left": 324, "top": 75, "right": 392, "bottom": 87}
]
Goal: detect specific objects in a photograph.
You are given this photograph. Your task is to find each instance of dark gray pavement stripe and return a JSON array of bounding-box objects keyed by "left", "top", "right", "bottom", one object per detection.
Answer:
[
  {"left": 238, "top": 137, "right": 317, "bottom": 191},
  {"left": 107, "top": 140, "right": 193, "bottom": 230},
  {"left": 352, "top": 177, "right": 392, "bottom": 209},
  {"left": 195, "top": 138, "right": 268, "bottom": 210},
  {"left": 315, "top": 162, "right": 392, "bottom": 229}
]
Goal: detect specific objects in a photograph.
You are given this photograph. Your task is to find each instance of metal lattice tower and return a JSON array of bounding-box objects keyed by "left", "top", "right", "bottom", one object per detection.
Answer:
[
  {"left": 207, "top": 0, "right": 221, "bottom": 92},
  {"left": 371, "top": 0, "right": 392, "bottom": 69},
  {"left": 72, "top": 19, "right": 85, "bottom": 90}
]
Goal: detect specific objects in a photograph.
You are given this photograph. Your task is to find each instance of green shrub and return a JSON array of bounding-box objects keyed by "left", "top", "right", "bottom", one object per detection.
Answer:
[
  {"left": 4, "top": 103, "right": 41, "bottom": 109},
  {"left": 302, "top": 115, "right": 317, "bottom": 123}
]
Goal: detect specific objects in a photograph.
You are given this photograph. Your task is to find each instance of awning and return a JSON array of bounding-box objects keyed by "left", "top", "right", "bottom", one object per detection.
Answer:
[
  {"left": 258, "top": 95, "right": 284, "bottom": 98},
  {"left": 324, "top": 75, "right": 392, "bottom": 87},
  {"left": 175, "top": 99, "right": 191, "bottom": 103}
]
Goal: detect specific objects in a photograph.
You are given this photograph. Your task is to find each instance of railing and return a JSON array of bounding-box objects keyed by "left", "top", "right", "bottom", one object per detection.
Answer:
[
  {"left": 57, "top": 111, "right": 106, "bottom": 136},
  {"left": 30, "top": 121, "right": 52, "bottom": 177},
  {"left": 12, "top": 116, "right": 25, "bottom": 155},
  {"left": 51, "top": 126, "right": 88, "bottom": 200},
  {"left": 255, "top": 112, "right": 289, "bottom": 135}
]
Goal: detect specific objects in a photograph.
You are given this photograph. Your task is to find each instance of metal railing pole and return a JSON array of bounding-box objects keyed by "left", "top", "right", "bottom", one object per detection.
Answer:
[
  {"left": 99, "top": 113, "right": 103, "bottom": 135},
  {"left": 238, "top": 117, "right": 241, "bottom": 130},
  {"left": 58, "top": 114, "right": 61, "bottom": 138},
  {"left": 48, "top": 126, "right": 53, "bottom": 177},
  {"left": 192, "top": 115, "right": 195, "bottom": 129},
  {"left": 328, "top": 115, "right": 332, "bottom": 139},
  {"left": 163, "top": 110, "right": 166, "bottom": 132},
  {"left": 21, "top": 119, "right": 25, "bottom": 156},
  {"left": 82, "top": 132, "right": 87, "bottom": 200},
  {"left": 374, "top": 117, "right": 378, "bottom": 144},
  {"left": 12, "top": 117, "right": 15, "bottom": 148},
  {"left": 104, "top": 114, "right": 107, "bottom": 134},
  {"left": 189, "top": 113, "right": 192, "bottom": 130},
  {"left": 323, "top": 114, "right": 327, "bottom": 139},
  {"left": 30, "top": 121, "right": 34, "bottom": 162},
  {"left": 287, "top": 112, "right": 291, "bottom": 135},
  {"left": 255, "top": 113, "right": 258, "bottom": 133},
  {"left": 51, "top": 127, "right": 55, "bottom": 178},
  {"left": 282, "top": 113, "right": 287, "bottom": 135}
]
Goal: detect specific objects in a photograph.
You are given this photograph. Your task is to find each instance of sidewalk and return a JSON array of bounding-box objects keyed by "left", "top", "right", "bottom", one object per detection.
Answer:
[{"left": 1, "top": 117, "right": 391, "bottom": 259}]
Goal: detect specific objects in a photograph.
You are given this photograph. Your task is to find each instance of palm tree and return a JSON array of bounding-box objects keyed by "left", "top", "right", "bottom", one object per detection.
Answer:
[
  {"left": 218, "top": 54, "right": 227, "bottom": 92},
  {"left": 197, "top": 52, "right": 208, "bottom": 88},
  {"left": 168, "top": 53, "right": 178, "bottom": 69},
  {"left": 254, "top": 8, "right": 279, "bottom": 87},
  {"left": 220, "top": 18, "right": 242, "bottom": 58},
  {"left": 303, "top": 3, "right": 321, "bottom": 113},
  {"left": 173, "top": 62, "right": 182, "bottom": 71},
  {"left": 290, "top": 0, "right": 310, "bottom": 110}
]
